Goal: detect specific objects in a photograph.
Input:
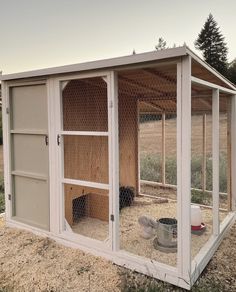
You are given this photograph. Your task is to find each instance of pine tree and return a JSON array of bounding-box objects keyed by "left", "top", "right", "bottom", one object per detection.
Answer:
[
  {"left": 195, "top": 14, "right": 228, "bottom": 76},
  {"left": 228, "top": 59, "right": 236, "bottom": 84},
  {"left": 155, "top": 37, "right": 167, "bottom": 50}
]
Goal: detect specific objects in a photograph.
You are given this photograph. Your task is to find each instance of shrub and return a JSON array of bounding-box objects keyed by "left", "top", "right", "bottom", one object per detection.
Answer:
[
  {"left": 140, "top": 154, "right": 162, "bottom": 182},
  {"left": 165, "top": 157, "right": 177, "bottom": 185}
]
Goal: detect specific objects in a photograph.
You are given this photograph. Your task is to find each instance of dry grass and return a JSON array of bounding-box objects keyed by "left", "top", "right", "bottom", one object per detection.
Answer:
[{"left": 140, "top": 114, "right": 227, "bottom": 157}]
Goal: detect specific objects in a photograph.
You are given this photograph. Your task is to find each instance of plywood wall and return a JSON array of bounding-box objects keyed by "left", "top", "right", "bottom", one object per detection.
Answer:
[
  {"left": 118, "top": 91, "right": 138, "bottom": 193},
  {"left": 63, "top": 77, "right": 139, "bottom": 225}
]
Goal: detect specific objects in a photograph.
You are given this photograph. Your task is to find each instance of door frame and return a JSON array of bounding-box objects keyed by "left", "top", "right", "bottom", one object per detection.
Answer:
[
  {"left": 51, "top": 71, "right": 118, "bottom": 251},
  {"left": 2, "top": 80, "right": 50, "bottom": 228}
]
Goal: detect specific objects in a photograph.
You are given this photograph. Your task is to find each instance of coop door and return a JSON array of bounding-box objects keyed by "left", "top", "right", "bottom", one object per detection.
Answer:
[
  {"left": 60, "top": 76, "right": 110, "bottom": 243},
  {"left": 10, "top": 84, "right": 50, "bottom": 230}
]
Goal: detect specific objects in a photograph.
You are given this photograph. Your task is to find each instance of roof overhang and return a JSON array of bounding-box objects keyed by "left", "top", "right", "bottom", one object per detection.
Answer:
[
  {"left": 1, "top": 47, "right": 187, "bottom": 81},
  {"left": 1, "top": 45, "right": 236, "bottom": 92}
]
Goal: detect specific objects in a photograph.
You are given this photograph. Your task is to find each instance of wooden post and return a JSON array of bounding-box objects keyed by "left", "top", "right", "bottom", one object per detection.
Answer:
[
  {"left": 231, "top": 95, "right": 236, "bottom": 211},
  {"left": 212, "top": 89, "right": 219, "bottom": 236},
  {"left": 202, "top": 114, "right": 207, "bottom": 192},
  {"left": 227, "top": 99, "right": 232, "bottom": 211},
  {"left": 162, "top": 112, "right": 166, "bottom": 186},
  {"left": 109, "top": 71, "right": 119, "bottom": 251},
  {"left": 177, "top": 56, "right": 192, "bottom": 282}
]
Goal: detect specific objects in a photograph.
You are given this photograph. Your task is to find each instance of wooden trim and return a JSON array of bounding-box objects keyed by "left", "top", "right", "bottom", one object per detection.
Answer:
[
  {"left": 212, "top": 89, "right": 220, "bottom": 236},
  {"left": 47, "top": 77, "right": 61, "bottom": 234},
  {"left": 6, "top": 80, "right": 46, "bottom": 87},
  {"left": 227, "top": 99, "right": 232, "bottom": 211},
  {"left": 10, "top": 130, "right": 48, "bottom": 135},
  {"left": 61, "top": 131, "right": 108, "bottom": 136},
  {"left": 186, "top": 47, "right": 236, "bottom": 91},
  {"left": 177, "top": 56, "right": 192, "bottom": 281},
  {"left": 191, "top": 76, "right": 236, "bottom": 95},
  {"left": 1, "top": 47, "right": 187, "bottom": 81},
  {"left": 11, "top": 171, "right": 47, "bottom": 181},
  {"left": 109, "top": 71, "right": 120, "bottom": 251},
  {"left": 176, "top": 62, "right": 182, "bottom": 278},
  {"left": 2, "top": 81, "right": 12, "bottom": 220},
  {"left": 140, "top": 179, "right": 228, "bottom": 196},
  {"left": 107, "top": 73, "right": 113, "bottom": 249},
  {"left": 62, "top": 178, "right": 109, "bottom": 190},
  {"left": 231, "top": 95, "right": 236, "bottom": 211}
]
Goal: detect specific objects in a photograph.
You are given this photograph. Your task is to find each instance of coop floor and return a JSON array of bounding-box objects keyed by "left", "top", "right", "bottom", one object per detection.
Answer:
[{"left": 70, "top": 196, "right": 227, "bottom": 267}]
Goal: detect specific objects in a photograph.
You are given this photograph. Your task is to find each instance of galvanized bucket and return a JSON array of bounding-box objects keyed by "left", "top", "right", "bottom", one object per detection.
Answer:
[{"left": 156, "top": 218, "right": 177, "bottom": 248}]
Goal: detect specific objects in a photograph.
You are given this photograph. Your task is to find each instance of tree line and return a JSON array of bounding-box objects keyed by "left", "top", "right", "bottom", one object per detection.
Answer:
[{"left": 135, "top": 14, "right": 236, "bottom": 84}]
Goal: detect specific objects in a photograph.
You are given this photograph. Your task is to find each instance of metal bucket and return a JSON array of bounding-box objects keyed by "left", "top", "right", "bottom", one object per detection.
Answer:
[{"left": 156, "top": 218, "right": 177, "bottom": 248}]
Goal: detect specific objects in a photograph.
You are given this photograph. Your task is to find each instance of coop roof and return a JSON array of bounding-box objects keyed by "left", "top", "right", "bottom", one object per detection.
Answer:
[{"left": 1, "top": 46, "right": 236, "bottom": 92}]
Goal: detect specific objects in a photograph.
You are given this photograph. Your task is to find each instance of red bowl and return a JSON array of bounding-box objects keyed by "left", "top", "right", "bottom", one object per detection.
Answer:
[{"left": 191, "top": 223, "right": 206, "bottom": 231}]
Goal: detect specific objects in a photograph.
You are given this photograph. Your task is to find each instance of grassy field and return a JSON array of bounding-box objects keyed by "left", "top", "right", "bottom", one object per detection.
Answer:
[{"left": 140, "top": 114, "right": 228, "bottom": 194}]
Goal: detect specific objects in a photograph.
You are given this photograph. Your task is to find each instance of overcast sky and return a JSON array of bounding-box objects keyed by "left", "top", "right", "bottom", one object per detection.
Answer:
[{"left": 0, "top": 0, "right": 235, "bottom": 74}]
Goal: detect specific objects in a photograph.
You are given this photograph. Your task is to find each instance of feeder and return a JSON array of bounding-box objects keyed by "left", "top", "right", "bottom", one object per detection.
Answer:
[{"left": 154, "top": 218, "right": 177, "bottom": 253}]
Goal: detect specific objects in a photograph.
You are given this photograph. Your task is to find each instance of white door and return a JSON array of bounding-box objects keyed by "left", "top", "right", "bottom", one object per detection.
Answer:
[{"left": 9, "top": 84, "right": 50, "bottom": 230}]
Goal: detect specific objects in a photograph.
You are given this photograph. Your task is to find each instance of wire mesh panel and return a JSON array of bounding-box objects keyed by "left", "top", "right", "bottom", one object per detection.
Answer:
[
  {"left": 62, "top": 78, "right": 108, "bottom": 132},
  {"left": 165, "top": 113, "right": 177, "bottom": 185},
  {"left": 139, "top": 113, "right": 162, "bottom": 184},
  {"left": 118, "top": 66, "right": 178, "bottom": 267},
  {"left": 61, "top": 77, "right": 110, "bottom": 241},
  {"left": 191, "top": 86, "right": 213, "bottom": 262},
  {"left": 219, "top": 95, "right": 231, "bottom": 211}
]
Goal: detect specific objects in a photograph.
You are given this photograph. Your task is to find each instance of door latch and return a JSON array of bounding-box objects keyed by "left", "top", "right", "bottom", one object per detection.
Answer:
[
  {"left": 57, "top": 134, "right": 61, "bottom": 146},
  {"left": 45, "top": 135, "right": 49, "bottom": 146}
]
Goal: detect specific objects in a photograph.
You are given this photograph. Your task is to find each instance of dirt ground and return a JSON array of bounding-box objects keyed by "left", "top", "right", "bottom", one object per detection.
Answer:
[
  {"left": 1, "top": 216, "right": 236, "bottom": 291},
  {"left": 0, "top": 218, "right": 121, "bottom": 292}
]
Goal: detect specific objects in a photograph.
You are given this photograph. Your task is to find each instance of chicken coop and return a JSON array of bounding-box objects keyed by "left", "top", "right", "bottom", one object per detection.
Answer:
[{"left": 2, "top": 46, "right": 236, "bottom": 289}]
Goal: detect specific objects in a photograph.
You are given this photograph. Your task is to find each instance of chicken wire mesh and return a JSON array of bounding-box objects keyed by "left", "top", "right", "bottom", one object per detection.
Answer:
[
  {"left": 190, "top": 87, "right": 231, "bottom": 262},
  {"left": 117, "top": 66, "right": 178, "bottom": 266},
  {"left": 62, "top": 77, "right": 109, "bottom": 241}
]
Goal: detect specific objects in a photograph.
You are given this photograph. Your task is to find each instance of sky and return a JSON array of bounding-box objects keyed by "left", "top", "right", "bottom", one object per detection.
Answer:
[{"left": 0, "top": 0, "right": 236, "bottom": 74}]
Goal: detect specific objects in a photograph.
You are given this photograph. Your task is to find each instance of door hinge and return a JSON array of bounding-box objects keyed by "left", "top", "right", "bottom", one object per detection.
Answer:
[
  {"left": 109, "top": 100, "right": 113, "bottom": 108},
  {"left": 57, "top": 134, "right": 61, "bottom": 146},
  {"left": 6, "top": 107, "right": 9, "bottom": 114},
  {"left": 8, "top": 194, "right": 11, "bottom": 200},
  {"left": 110, "top": 214, "right": 114, "bottom": 221}
]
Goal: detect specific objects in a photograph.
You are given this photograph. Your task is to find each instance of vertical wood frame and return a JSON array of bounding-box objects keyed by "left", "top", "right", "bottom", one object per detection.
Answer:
[
  {"left": 212, "top": 89, "right": 220, "bottom": 236},
  {"left": 108, "top": 71, "right": 119, "bottom": 251},
  {"left": 47, "top": 78, "right": 60, "bottom": 234},
  {"left": 231, "top": 95, "right": 236, "bottom": 211},
  {"left": 177, "top": 56, "right": 192, "bottom": 283},
  {"left": 2, "top": 81, "right": 12, "bottom": 220}
]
